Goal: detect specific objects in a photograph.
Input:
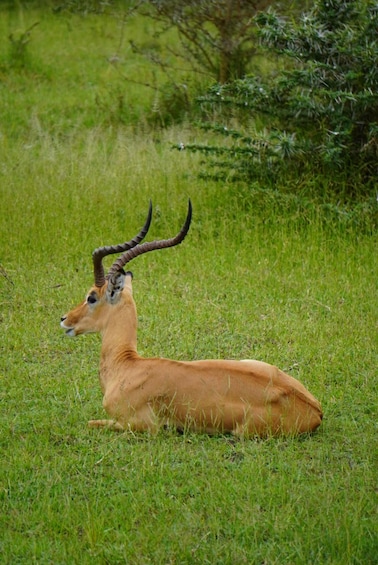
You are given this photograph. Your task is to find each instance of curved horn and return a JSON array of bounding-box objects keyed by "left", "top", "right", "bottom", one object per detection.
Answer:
[
  {"left": 92, "top": 200, "right": 153, "bottom": 287},
  {"left": 107, "top": 199, "right": 192, "bottom": 279}
]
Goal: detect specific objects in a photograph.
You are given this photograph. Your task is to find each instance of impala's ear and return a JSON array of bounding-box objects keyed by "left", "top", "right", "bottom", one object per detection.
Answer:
[
  {"left": 106, "top": 270, "right": 126, "bottom": 304},
  {"left": 124, "top": 271, "right": 133, "bottom": 294}
]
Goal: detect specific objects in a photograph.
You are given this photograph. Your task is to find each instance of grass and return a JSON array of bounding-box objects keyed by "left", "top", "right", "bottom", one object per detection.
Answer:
[{"left": 0, "top": 4, "right": 377, "bottom": 564}]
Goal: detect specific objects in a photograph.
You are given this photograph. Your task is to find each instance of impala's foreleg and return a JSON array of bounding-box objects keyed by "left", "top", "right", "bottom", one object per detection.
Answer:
[
  {"left": 88, "top": 418, "right": 154, "bottom": 432},
  {"left": 88, "top": 419, "right": 125, "bottom": 431},
  {"left": 88, "top": 418, "right": 162, "bottom": 433},
  {"left": 92, "top": 398, "right": 163, "bottom": 433}
]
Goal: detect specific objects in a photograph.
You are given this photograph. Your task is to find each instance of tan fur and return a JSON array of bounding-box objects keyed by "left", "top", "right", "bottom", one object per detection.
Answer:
[{"left": 61, "top": 274, "right": 322, "bottom": 436}]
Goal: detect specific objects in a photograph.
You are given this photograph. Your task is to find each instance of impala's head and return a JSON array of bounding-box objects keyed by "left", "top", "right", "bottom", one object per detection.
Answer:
[
  {"left": 60, "top": 271, "right": 131, "bottom": 337},
  {"left": 60, "top": 200, "right": 192, "bottom": 337}
]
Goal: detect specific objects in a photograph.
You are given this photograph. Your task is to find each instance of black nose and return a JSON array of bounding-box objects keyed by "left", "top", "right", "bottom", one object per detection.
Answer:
[{"left": 61, "top": 316, "right": 66, "bottom": 322}]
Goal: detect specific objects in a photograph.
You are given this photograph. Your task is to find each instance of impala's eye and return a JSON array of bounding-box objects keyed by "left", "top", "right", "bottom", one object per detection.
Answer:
[{"left": 87, "top": 293, "right": 97, "bottom": 305}]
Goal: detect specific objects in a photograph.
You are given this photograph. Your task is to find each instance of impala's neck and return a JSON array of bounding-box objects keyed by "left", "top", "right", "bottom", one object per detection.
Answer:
[{"left": 100, "top": 290, "right": 139, "bottom": 364}]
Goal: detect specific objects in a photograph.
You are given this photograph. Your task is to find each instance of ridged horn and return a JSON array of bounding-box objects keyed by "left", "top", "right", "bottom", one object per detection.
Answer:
[
  {"left": 107, "top": 199, "right": 192, "bottom": 279},
  {"left": 92, "top": 200, "right": 153, "bottom": 287}
]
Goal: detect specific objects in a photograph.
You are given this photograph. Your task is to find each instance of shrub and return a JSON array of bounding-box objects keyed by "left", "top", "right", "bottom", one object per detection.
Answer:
[{"left": 182, "top": 0, "right": 378, "bottom": 196}]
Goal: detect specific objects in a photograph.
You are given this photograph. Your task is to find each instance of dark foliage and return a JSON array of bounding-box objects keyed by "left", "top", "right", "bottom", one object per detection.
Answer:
[{"left": 182, "top": 0, "right": 378, "bottom": 195}]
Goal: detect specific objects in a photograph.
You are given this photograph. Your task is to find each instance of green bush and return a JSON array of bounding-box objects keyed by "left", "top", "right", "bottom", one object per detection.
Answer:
[{"left": 183, "top": 0, "right": 378, "bottom": 196}]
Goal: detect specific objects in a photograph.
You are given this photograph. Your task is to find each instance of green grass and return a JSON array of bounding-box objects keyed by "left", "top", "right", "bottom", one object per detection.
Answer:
[
  {"left": 1, "top": 4, "right": 377, "bottom": 564},
  {"left": 0, "top": 3, "right": 176, "bottom": 134}
]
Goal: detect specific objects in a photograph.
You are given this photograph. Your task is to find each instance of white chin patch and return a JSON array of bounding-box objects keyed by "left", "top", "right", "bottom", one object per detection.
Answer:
[
  {"left": 61, "top": 321, "right": 76, "bottom": 337},
  {"left": 65, "top": 328, "right": 76, "bottom": 337}
]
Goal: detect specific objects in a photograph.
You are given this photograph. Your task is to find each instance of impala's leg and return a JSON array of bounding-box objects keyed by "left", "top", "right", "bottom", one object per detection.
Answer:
[
  {"left": 89, "top": 406, "right": 161, "bottom": 434},
  {"left": 124, "top": 406, "right": 161, "bottom": 433},
  {"left": 88, "top": 419, "right": 125, "bottom": 431}
]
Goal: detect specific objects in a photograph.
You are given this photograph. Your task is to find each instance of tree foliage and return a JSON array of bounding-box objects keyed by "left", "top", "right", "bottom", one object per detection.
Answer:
[{"left": 183, "top": 0, "right": 378, "bottom": 194}]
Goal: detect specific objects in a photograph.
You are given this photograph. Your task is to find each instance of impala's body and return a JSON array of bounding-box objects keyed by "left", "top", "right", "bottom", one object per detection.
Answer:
[{"left": 61, "top": 201, "right": 323, "bottom": 436}]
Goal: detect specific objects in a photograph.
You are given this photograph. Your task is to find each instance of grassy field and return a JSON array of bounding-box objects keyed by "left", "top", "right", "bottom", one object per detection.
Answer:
[{"left": 1, "top": 4, "right": 377, "bottom": 564}]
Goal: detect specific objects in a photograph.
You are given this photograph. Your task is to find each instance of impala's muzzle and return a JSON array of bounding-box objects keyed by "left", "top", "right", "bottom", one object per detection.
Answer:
[{"left": 60, "top": 316, "right": 76, "bottom": 337}]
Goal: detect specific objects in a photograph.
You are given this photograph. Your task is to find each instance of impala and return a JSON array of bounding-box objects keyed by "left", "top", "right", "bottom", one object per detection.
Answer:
[{"left": 60, "top": 201, "right": 322, "bottom": 436}]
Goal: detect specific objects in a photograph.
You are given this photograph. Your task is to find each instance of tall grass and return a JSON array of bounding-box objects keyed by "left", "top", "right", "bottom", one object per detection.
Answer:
[{"left": 0, "top": 4, "right": 377, "bottom": 564}]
